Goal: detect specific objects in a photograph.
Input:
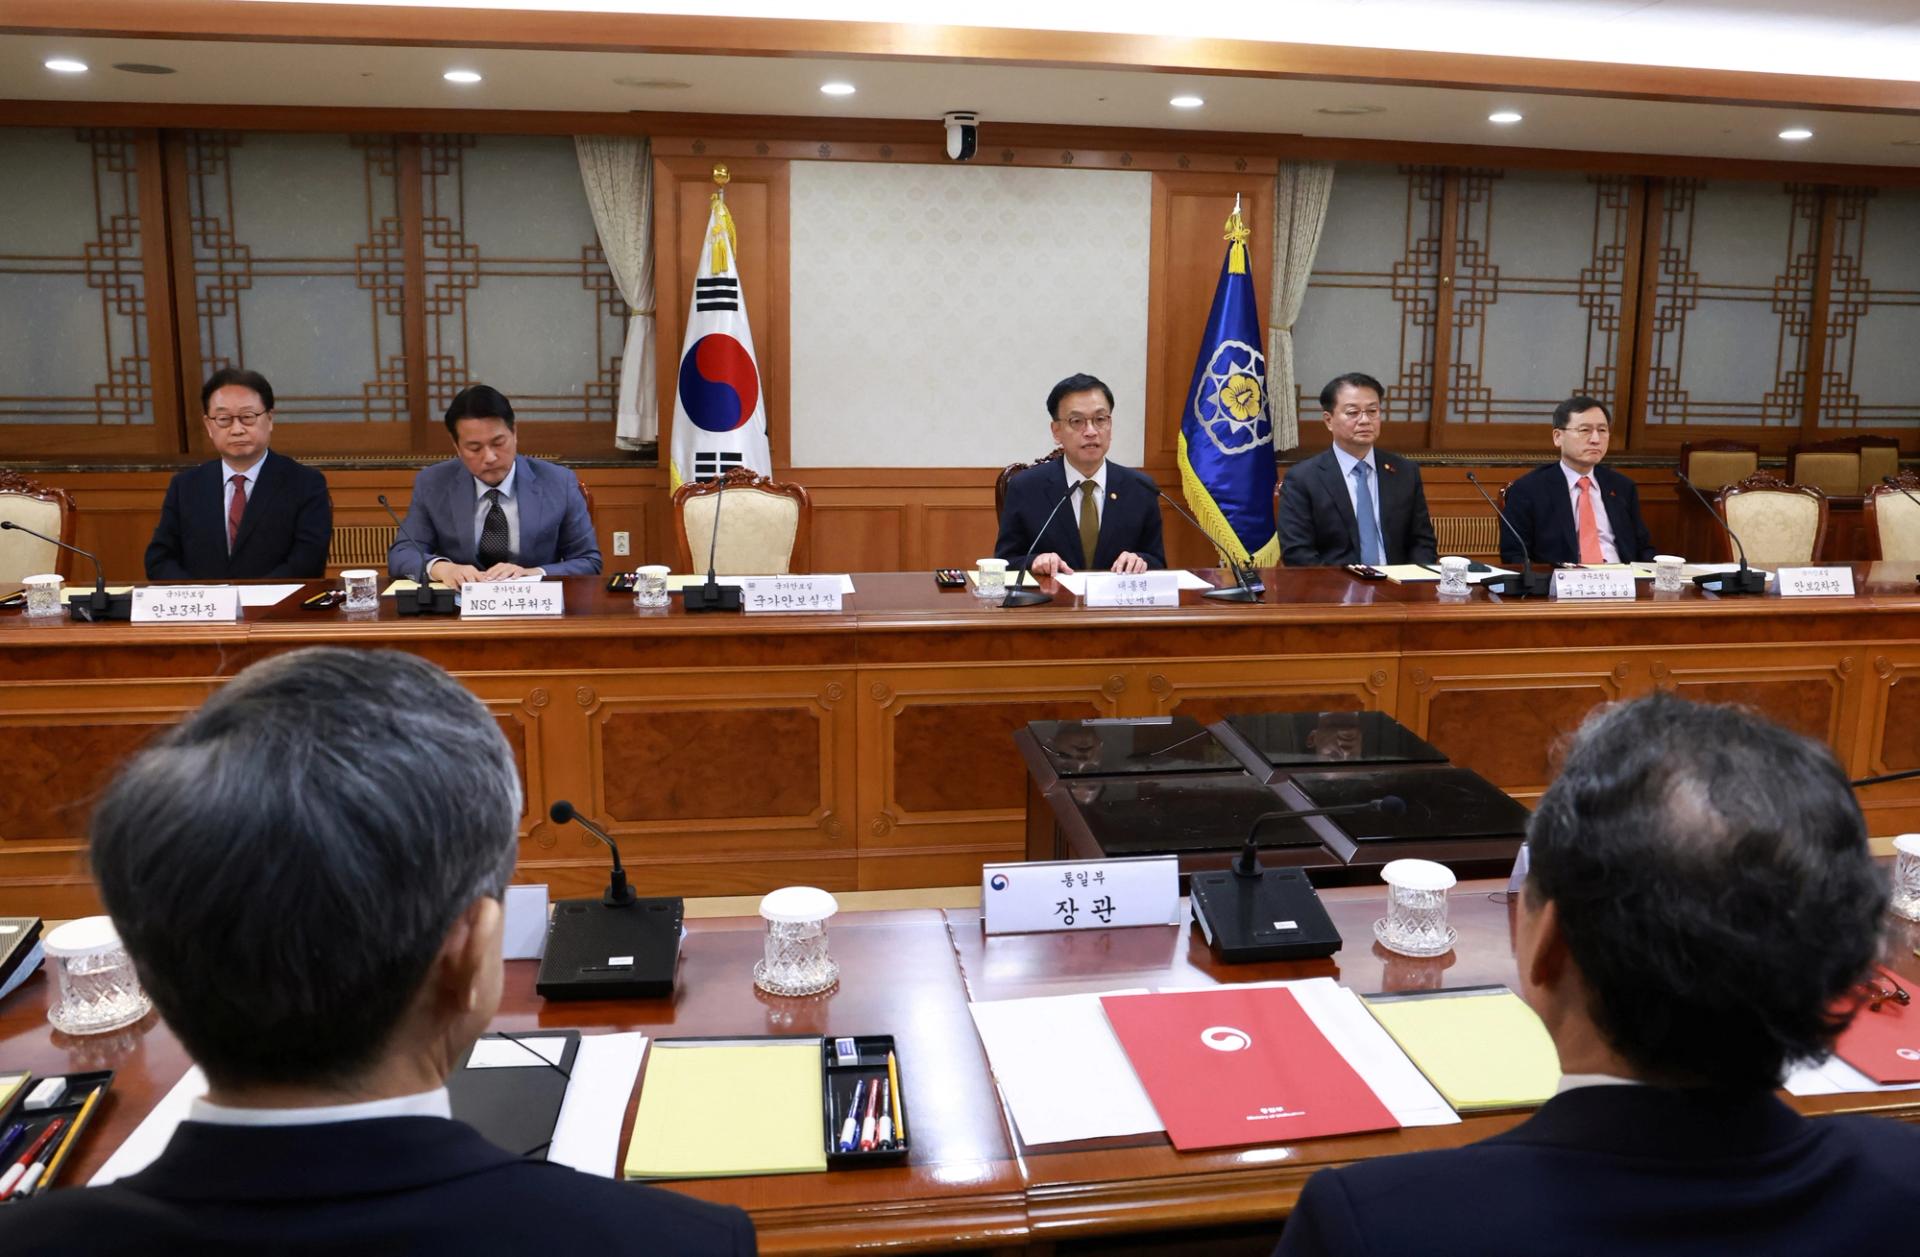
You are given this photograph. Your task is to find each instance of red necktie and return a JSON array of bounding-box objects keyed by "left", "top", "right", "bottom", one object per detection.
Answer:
[
  {"left": 228, "top": 474, "right": 247, "bottom": 551},
  {"left": 1575, "top": 475, "right": 1603, "bottom": 564}
]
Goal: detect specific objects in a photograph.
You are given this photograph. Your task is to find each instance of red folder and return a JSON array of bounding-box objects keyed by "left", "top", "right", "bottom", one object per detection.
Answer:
[
  {"left": 1832, "top": 973, "right": 1920, "bottom": 1084},
  {"left": 1100, "top": 986, "right": 1399, "bottom": 1151}
]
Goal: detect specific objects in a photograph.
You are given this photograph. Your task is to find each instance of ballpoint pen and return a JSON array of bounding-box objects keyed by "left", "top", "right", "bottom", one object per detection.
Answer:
[
  {"left": 875, "top": 1078, "right": 893, "bottom": 1148},
  {"left": 837, "top": 1079, "right": 866, "bottom": 1153},
  {"left": 858, "top": 1075, "right": 881, "bottom": 1152}
]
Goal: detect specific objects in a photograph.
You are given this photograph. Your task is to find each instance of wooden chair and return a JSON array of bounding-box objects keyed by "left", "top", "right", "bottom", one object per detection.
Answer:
[
  {"left": 1787, "top": 436, "right": 1866, "bottom": 497},
  {"left": 1864, "top": 471, "right": 1920, "bottom": 561},
  {"left": 1678, "top": 440, "right": 1759, "bottom": 492},
  {"left": 672, "top": 467, "right": 811, "bottom": 575},
  {"left": 1715, "top": 471, "right": 1828, "bottom": 568},
  {"left": 995, "top": 448, "right": 1063, "bottom": 518},
  {"left": 325, "top": 523, "right": 397, "bottom": 576},
  {"left": 0, "top": 469, "right": 77, "bottom": 582},
  {"left": 1859, "top": 436, "right": 1902, "bottom": 490}
]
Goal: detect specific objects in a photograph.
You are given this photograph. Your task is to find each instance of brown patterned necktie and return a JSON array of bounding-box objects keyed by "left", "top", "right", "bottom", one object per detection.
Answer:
[{"left": 1078, "top": 479, "right": 1101, "bottom": 569}]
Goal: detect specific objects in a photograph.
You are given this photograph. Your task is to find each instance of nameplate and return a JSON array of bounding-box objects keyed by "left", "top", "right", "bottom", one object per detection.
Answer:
[
  {"left": 741, "top": 575, "right": 844, "bottom": 613},
  {"left": 1776, "top": 566, "right": 1856, "bottom": 598},
  {"left": 131, "top": 586, "right": 238, "bottom": 623},
  {"left": 982, "top": 856, "right": 1180, "bottom": 935},
  {"left": 1550, "top": 568, "right": 1637, "bottom": 601},
  {"left": 461, "top": 582, "right": 564, "bottom": 617},
  {"left": 1084, "top": 571, "right": 1179, "bottom": 608}
]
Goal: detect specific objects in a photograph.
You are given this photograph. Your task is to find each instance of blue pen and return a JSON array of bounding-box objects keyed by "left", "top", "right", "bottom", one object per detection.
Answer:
[
  {"left": 836, "top": 1080, "right": 866, "bottom": 1153},
  {"left": 0, "top": 1122, "right": 26, "bottom": 1163}
]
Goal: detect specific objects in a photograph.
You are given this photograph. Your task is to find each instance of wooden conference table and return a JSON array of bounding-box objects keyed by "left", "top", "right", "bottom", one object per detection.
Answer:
[
  {"left": 3, "top": 886, "right": 1918, "bottom": 1254},
  {"left": 8, "top": 564, "right": 1920, "bottom": 916}
]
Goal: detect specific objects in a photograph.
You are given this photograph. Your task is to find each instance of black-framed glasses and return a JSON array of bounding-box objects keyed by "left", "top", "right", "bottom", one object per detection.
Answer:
[{"left": 207, "top": 410, "right": 268, "bottom": 428}]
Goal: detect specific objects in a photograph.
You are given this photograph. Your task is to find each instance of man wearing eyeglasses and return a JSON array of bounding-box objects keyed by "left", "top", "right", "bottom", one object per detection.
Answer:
[
  {"left": 1497, "top": 395, "right": 1657, "bottom": 566},
  {"left": 995, "top": 373, "right": 1165, "bottom": 577},
  {"left": 144, "top": 368, "right": 332, "bottom": 581},
  {"left": 1277, "top": 372, "right": 1436, "bottom": 567}
]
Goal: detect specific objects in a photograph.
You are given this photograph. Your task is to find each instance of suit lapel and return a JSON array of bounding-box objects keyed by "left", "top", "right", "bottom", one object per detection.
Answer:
[
  {"left": 1040, "top": 459, "right": 1080, "bottom": 566},
  {"left": 1321, "top": 454, "right": 1360, "bottom": 546},
  {"left": 511, "top": 457, "right": 538, "bottom": 562},
  {"left": 231, "top": 452, "right": 276, "bottom": 554},
  {"left": 1094, "top": 468, "right": 1124, "bottom": 568},
  {"left": 1548, "top": 465, "right": 1579, "bottom": 556},
  {"left": 1597, "top": 468, "right": 1635, "bottom": 554}
]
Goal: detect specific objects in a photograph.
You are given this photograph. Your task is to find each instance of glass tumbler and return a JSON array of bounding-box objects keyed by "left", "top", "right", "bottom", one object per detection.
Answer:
[
  {"left": 1891, "top": 834, "right": 1920, "bottom": 923},
  {"left": 1653, "top": 555, "right": 1686, "bottom": 593},
  {"left": 634, "top": 564, "right": 671, "bottom": 608},
  {"left": 1373, "top": 859, "right": 1459, "bottom": 957},
  {"left": 341, "top": 569, "right": 378, "bottom": 611},
  {"left": 753, "top": 886, "right": 840, "bottom": 996},
  {"left": 22, "top": 573, "right": 62, "bottom": 617},
  {"left": 44, "top": 916, "right": 151, "bottom": 1036}
]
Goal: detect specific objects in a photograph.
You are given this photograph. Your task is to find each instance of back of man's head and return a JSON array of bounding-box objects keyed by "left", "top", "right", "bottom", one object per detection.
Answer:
[
  {"left": 90, "top": 647, "right": 521, "bottom": 1091},
  {"left": 1526, "top": 691, "right": 1885, "bottom": 1088}
]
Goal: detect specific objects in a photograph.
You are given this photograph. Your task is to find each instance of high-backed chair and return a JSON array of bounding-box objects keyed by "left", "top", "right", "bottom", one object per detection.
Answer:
[
  {"left": 673, "top": 467, "right": 811, "bottom": 575},
  {"left": 1787, "top": 436, "right": 1864, "bottom": 497},
  {"left": 1678, "top": 440, "right": 1759, "bottom": 492},
  {"left": 995, "top": 448, "right": 1064, "bottom": 518},
  {"left": 1716, "top": 471, "right": 1827, "bottom": 568},
  {"left": 0, "top": 470, "right": 77, "bottom": 582},
  {"left": 1864, "top": 472, "right": 1920, "bottom": 561},
  {"left": 1860, "top": 436, "right": 1902, "bottom": 490}
]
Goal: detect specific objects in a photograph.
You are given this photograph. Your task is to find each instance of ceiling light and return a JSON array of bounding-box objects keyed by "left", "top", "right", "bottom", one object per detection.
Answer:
[
  {"left": 1316, "top": 104, "right": 1385, "bottom": 116},
  {"left": 1488, "top": 111, "right": 1523, "bottom": 124},
  {"left": 112, "top": 62, "right": 177, "bottom": 75},
  {"left": 44, "top": 58, "right": 88, "bottom": 74},
  {"left": 613, "top": 76, "right": 691, "bottom": 90},
  {"left": 1170, "top": 95, "right": 1205, "bottom": 109},
  {"left": 1779, "top": 127, "right": 1813, "bottom": 141},
  {"left": 443, "top": 69, "right": 482, "bottom": 84},
  {"left": 820, "top": 82, "right": 856, "bottom": 96}
]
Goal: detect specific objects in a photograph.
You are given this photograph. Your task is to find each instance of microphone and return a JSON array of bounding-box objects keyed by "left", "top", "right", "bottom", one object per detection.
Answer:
[
  {"left": 1236, "top": 796, "right": 1408, "bottom": 878},
  {"left": 1675, "top": 471, "right": 1766, "bottom": 595},
  {"left": 549, "top": 799, "right": 635, "bottom": 906},
  {"left": 683, "top": 474, "right": 743, "bottom": 612},
  {"left": 1154, "top": 489, "right": 1263, "bottom": 603},
  {"left": 377, "top": 494, "right": 456, "bottom": 616},
  {"left": 1001, "top": 481, "right": 1080, "bottom": 608},
  {"left": 1463, "top": 472, "right": 1550, "bottom": 598},
  {"left": 0, "top": 521, "right": 130, "bottom": 621}
]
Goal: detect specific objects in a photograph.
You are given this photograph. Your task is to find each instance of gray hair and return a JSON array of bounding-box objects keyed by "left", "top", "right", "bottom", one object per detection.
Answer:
[{"left": 90, "top": 647, "right": 522, "bottom": 1090}]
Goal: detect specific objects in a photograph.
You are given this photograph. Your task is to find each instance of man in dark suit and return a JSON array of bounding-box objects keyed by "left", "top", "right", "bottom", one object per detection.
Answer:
[
  {"left": 1499, "top": 394, "right": 1657, "bottom": 565},
  {"left": 144, "top": 367, "right": 332, "bottom": 580},
  {"left": 0, "top": 647, "right": 755, "bottom": 1257},
  {"left": 1274, "top": 692, "right": 1919, "bottom": 1257},
  {"left": 1278, "top": 373, "right": 1436, "bottom": 566},
  {"left": 995, "top": 373, "right": 1165, "bottom": 575},
  {"left": 388, "top": 384, "right": 602, "bottom": 586}
]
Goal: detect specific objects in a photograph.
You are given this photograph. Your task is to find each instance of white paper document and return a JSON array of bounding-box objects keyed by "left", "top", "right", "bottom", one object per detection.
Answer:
[
  {"left": 237, "top": 584, "right": 305, "bottom": 607},
  {"left": 1054, "top": 569, "right": 1216, "bottom": 595},
  {"left": 1784, "top": 1054, "right": 1920, "bottom": 1097},
  {"left": 664, "top": 573, "right": 855, "bottom": 593},
  {"left": 466, "top": 1035, "right": 569, "bottom": 1068},
  {"left": 92, "top": 1066, "right": 208, "bottom": 1185}
]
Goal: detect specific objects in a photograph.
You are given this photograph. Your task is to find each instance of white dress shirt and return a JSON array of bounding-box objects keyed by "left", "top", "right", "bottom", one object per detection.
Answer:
[
  {"left": 1553, "top": 1072, "right": 1645, "bottom": 1096},
  {"left": 1331, "top": 444, "right": 1385, "bottom": 542},
  {"left": 220, "top": 453, "right": 267, "bottom": 553},
  {"left": 1561, "top": 460, "right": 1619, "bottom": 562},
  {"left": 1066, "top": 460, "right": 1109, "bottom": 533},
  {"left": 190, "top": 1086, "right": 451, "bottom": 1127}
]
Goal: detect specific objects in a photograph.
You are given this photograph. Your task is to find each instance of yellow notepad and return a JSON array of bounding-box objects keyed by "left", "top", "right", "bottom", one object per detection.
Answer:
[
  {"left": 624, "top": 1039, "right": 826, "bottom": 1179},
  {"left": 1365, "top": 986, "right": 1561, "bottom": 1112}
]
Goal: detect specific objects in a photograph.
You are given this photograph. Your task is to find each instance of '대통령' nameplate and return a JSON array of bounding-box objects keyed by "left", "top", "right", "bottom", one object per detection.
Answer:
[
  {"left": 461, "top": 581, "right": 564, "bottom": 617},
  {"left": 131, "top": 586, "right": 239, "bottom": 623},
  {"left": 1776, "top": 566, "right": 1855, "bottom": 598},
  {"left": 1084, "top": 571, "right": 1179, "bottom": 608},
  {"left": 1550, "top": 568, "right": 1637, "bottom": 601},
  {"left": 740, "top": 575, "right": 844, "bottom": 613},
  {"left": 982, "top": 856, "right": 1180, "bottom": 935}
]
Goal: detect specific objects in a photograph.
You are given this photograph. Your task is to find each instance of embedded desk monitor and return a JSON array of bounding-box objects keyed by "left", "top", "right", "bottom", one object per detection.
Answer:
[{"left": 1072, "top": 773, "right": 1317, "bottom": 856}]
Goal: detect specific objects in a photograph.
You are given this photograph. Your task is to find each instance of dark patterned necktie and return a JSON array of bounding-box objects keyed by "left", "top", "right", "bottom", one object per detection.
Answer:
[{"left": 477, "top": 489, "right": 510, "bottom": 568}]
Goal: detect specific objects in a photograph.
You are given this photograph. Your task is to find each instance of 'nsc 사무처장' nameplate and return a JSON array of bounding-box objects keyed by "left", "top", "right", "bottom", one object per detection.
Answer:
[{"left": 461, "top": 581, "right": 564, "bottom": 617}]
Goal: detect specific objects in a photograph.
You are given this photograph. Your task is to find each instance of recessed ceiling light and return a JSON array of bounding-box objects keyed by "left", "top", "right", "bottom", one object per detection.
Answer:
[
  {"left": 612, "top": 76, "right": 692, "bottom": 90},
  {"left": 1170, "top": 95, "right": 1205, "bottom": 109},
  {"left": 44, "top": 58, "right": 88, "bottom": 74},
  {"left": 1316, "top": 104, "right": 1385, "bottom": 116},
  {"left": 112, "top": 62, "right": 177, "bottom": 75},
  {"left": 820, "top": 82, "right": 856, "bottom": 96},
  {"left": 1779, "top": 127, "right": 1813, "bottom": 141},
  {"left": 1488, "top": 111, "right": 1523, "bottom": 124},
  {"left": 443, "top": 69, "right": 482, "bottom": 84}
]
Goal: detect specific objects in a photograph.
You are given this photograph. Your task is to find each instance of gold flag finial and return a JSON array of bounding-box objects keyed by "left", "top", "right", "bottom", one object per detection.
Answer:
[
  {"left": 713, "top": 164, "right": 730, "bottom": 188},
  {"left": 1223, "top": 193, "right": 1250, "bottom": 275},
  {"left": 707, "top": 168, "right": 738, "bottom": 272}
]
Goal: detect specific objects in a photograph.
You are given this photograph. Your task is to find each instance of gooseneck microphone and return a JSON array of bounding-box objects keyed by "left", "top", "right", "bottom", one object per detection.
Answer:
[
  {"left": 549, "top": 800, "right": 635, "bottom": 907},
  {"left": 1880, "top": 477, "right": 1920, "bottom": 587},
  {"left": 1236, "top": 796, "right": 1408, "bottom": 878},
  {"left": 1463, "top": 472, "right": 1550, "bottom": 598},
  {"left": 0, "top": 521, "right": 130, "bottom": 621},
  {"left": 683, "top": 474, "right": 743, "bottom": 612},
  {"left": 377, "top": 494, "right": 457, "bottom": 616},
  {"left": 1002, "top": 481, "right": 1080, "bottom": 608},
  {"left": 1674, "top": 471, "right": 1766, "bottom": 595},
  {"left": 1154, "top": 489, "right": 1264, "bottom": 603}
]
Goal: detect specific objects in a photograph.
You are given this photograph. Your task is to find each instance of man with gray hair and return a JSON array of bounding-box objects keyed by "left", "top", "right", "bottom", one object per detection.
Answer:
[{"left": 0, "top": 647, "right": 754, "bottom": 1256}]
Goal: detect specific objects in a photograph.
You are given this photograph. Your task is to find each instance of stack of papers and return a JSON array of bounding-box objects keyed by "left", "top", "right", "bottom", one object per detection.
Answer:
[
  {"left": 1054, "top": 570, "right": 1215, "bottom": 595},
  {"left": 624, "top": 1039, "right": 826, "bottom": 1179},
  {"left": 1379, "top": 564, "right": 1517, "bottom": 584},
  {"left": 1363, "top": 986, "right": 1560, "bottom": 1111}
]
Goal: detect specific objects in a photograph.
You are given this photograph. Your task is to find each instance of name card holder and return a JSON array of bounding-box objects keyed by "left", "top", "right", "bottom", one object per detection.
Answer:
[
  {"left": 461, "top": 581, "right": 565, "bottom": 617},
  {"left": 1550, "top": 568, "right": 1637, "bottom": 601},
  {"left": 741, "top": 575, "right": 844, "bottom": 613},
  {"left": 131, "top": 586, "right": 239, "bottom": 623},
  {"left": 1776, "top": 566, "right": 1856, "bottom": 598},
  {"left": 982, "top": 856, "right": 1180, "bottom": 935},
  {"left": 1084, "top": 571, "right": 1179, "bottom": 608}
]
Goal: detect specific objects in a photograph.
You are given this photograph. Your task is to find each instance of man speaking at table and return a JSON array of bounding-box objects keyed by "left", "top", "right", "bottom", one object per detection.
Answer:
[
  {"left": 995, "top": 373, "right": 1165, "bottom": 577},
  {"left": 388, "top": 384, "right": 602, "bottom": 587},
  {"left": 1274, "top": 692, "right": 1919, "bottom": 1256},
  {"left": 1277, "top": 373, "right": 1436, "bottom": 567},
  {"left": 1498, "top": 395, "right": 1657, "bottom": 566},
  {"left": 0, "top": 647, "right": 755, "bottom": 1256}
]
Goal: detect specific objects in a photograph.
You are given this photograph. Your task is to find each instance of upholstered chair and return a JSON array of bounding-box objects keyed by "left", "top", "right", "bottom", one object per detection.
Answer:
[{"left": 673, "top": 468, "right": 811, "bottom": 575}]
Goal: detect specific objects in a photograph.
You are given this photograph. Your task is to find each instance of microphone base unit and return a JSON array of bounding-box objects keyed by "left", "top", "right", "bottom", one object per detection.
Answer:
[
  {"left": 536, "top": 894, "right": 683, "bottom": 1001},
  {"left": 682, "top": 579, "right": 743, "bottom": 612},
  {"left": 1202, "top": 583, "right": 1262, "bottom": 603},
  {"left": 1693, "top": 568, "right": 1767, "bottom": 596},
  {"left": 66, "top": 591, "right": 134, "bottom": 622},
  {"left": 396, "top": 587, "right": 459, "bottom": 617},
  {"left": 1189, "top": 866, "right": 1344, "bottom": 963},
  {"left": 1482, "top": 570, "right": 1553, "bottom": 599},
  {"left": 1000, "top": 587, "right": 1053, "bottom": 608}
]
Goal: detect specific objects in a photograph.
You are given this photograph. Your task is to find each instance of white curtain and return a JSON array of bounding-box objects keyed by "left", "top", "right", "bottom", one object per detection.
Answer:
[
  {"left": 575, "top": 135, "right": 656, "bottom": 449},
  {"left": 1267, "top": 161, "right": 1335, "bottom": 452}
]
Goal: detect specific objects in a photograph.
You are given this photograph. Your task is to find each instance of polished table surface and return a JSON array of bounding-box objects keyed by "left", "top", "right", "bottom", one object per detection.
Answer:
[{"left": 4, "top": 889, "right": 1917, "bottom": 1254}]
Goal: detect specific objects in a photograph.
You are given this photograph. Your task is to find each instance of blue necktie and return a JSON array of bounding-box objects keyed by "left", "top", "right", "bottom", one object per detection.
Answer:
[{"left": 1352, "top": 462, "right": 1385, "bottom": 566}]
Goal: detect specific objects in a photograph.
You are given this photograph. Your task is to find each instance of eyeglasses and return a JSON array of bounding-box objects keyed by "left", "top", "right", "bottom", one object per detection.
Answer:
[
  {"left": 1856, "top": 972, "right": 1910, "bottom": 1013},
  {"left": 1059, "top": 413, "right": 1112, "bottom": 432},
  {"left": 207, "top": 410, "right": 268, "bottom": 428},
  {"left": 1565, "top": 426, "right": 1611, "bottom": 440},
  {"left": 1336, "top": 406, "right": 1383, "bottom": 420}
]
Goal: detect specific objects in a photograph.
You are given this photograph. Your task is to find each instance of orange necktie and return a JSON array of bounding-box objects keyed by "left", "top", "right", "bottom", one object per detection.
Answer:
[{"left": 1575, "top": 475, "right": 1603, "bottom": 564}]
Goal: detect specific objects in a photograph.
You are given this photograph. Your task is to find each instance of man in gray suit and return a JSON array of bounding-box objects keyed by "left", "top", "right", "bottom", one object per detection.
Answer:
[{"left": 388, "top": 385, "right": 603, "bottom": 587}]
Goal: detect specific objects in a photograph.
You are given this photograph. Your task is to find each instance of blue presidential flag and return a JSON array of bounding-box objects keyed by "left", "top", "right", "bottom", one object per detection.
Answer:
[
  {"left": 1177, "top": 199, "right": 1279, "bottom": 567},
  {"left": 669, "top": 167, "right": 773, "bottom": 490}
]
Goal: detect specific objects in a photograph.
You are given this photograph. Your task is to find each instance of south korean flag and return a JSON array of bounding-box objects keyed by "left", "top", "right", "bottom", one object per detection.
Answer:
[{"left": 669, "top": 182, "right": 773, "bottom": 488}]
